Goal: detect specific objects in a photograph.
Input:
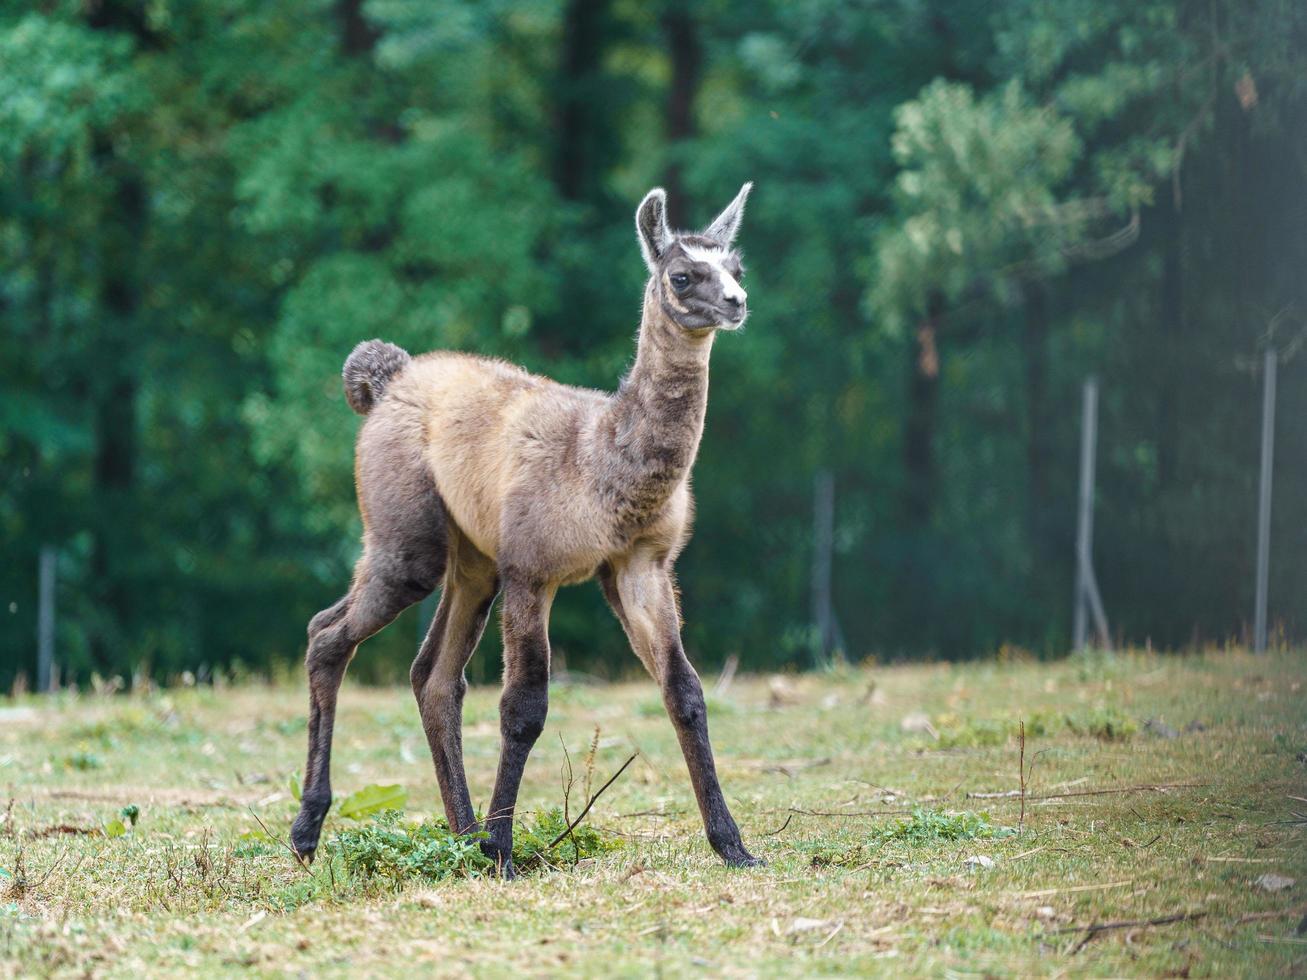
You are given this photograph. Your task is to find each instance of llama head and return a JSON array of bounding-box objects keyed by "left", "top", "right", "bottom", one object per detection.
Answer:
[{"left": 636, "top": 182, "right": 753, "bottom": 332}]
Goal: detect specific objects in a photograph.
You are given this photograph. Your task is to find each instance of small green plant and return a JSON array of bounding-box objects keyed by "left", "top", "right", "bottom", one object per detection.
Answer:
[
  {"left": 798, "top": 808, "right": 1013, "bottom": 866},
  {"left": 877, "top": 807, "right": 1014, "bottom": 843},
  {"left": 920, "top": 708, "right": 1137, "bottom": 747},
  {"left": 1065, "top": 706, "right": 1137, "bottom": 741},
  {"left": 328, "top": 807, "right": 620, "bottom": 887},
  {"left": 63, "top": 751, "right": 103, "bottom": 771},
  {"left": 511, "top": 807, "right": 621, "bottom": 868},
  {"left": 329, "top": 812, "right": 494, "bottom": 884},
  {"left": 933, "top": 715, "right": 1010, "bottom": 748}
]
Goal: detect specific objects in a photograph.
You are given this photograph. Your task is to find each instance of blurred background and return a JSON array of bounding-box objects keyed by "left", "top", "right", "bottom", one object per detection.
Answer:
[{"left": 2, "top": 0, "right": 1305, "bottom": 690}]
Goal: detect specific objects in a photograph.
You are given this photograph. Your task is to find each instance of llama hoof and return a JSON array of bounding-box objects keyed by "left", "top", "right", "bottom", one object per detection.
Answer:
[
  {"left": 480, "top": 840, "right": 516, "bottom": 879},
  {"left": 289, "top": 824, "right": 321, "bottom": 863},
  {"left": 721, "top": 847, "right": 766, "bottom": 868}
]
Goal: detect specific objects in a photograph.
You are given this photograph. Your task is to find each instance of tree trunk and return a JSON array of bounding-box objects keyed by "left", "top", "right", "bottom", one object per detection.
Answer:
[
  {"left": 337, "top": 0, "right": 379, "bottom": 56},
  {"left": 89, "top": 165, "right": 146, "bottom": 673},
  {"left": 902, "top": 296, "right": 942, "bottom": 527},
  {"left": 554, "top": 0, "right": 610, "bottom": 202},
  {"left": 1157, "top": 195, "right": 1182, "bottom": 490},
  {"left": 1022, "top": 283, "right": 1051, "bottom": 566},
  {"left": 662, "top": 3, "right": 701, "bottom": 226}
]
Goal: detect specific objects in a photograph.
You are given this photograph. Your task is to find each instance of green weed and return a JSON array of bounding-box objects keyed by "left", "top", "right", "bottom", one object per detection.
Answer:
[
  {"left": 328, "top": 807, "right": 620, "bottom": 887},
  {"left": 877, "top": 807, "right": 1013, "bottom": 843},
  {"left": 329, "top": 812, "right": 492, "bottom": 885}
]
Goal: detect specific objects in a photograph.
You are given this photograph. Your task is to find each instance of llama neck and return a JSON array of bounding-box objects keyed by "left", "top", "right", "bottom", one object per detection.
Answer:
[{"left": 599, "top": 281, "right": 714, "bottom": 524}]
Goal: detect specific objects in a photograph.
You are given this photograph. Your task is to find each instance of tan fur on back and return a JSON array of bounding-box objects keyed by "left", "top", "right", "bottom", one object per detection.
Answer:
[{"left": 380, "top": 333, "right": 699, "bottom": 586}]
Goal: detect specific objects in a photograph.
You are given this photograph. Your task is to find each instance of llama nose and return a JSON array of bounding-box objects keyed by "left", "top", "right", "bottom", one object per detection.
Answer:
[{"left": 725, "top": 293, "right": 742, "bottom": 307}]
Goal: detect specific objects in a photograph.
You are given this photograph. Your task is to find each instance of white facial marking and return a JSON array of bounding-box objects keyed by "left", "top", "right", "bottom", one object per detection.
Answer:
[{"left": 680, "top": 243, "right": 746, "bottom": 306}]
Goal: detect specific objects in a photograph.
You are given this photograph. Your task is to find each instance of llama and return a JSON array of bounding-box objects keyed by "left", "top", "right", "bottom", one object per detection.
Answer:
[{"left": 290, "top": 183, "right": 761, "bottom": 875}]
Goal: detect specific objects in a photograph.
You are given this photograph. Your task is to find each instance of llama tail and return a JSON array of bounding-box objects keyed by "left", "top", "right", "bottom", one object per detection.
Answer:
[{"left": 342, "top": 339, "right": 412, "bottom": 415}]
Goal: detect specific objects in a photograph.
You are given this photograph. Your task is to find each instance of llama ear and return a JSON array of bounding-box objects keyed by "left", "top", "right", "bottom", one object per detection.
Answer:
[
  {"left": 702, "top": 181, "right": 753, "bottom": 248},
  {"left": 636, "top": 187, "right": 673, "bottom": 274}
]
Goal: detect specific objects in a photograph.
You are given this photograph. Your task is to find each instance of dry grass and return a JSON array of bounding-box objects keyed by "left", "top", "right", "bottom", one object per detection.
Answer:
[{"left": 2, "top": 647, "right": 1305, "bottom": 977}]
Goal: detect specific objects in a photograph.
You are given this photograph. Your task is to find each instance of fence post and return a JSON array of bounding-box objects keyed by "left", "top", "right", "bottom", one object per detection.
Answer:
[
  {"left": 1072, "top": 378, "right": 1110, "bottom": 651},
  {"left": 811, "top": 469, "right": 835, "bottom": 666},
  {"left": 37, "top": 546, "right": 57, "bottom": 693},
  {"left": 1254, "top": 348, "right": 1277, "bottom": 653}
]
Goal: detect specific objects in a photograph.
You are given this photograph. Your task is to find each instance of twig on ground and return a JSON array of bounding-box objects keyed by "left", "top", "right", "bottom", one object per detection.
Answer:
[
  {"left": 968, "top": 781, "right": 1205, "bottom": 802},
  {"left": 519, "top": 752, "right": 638, "bottom": 871},
  {"left": 783, "top": 806, "right": 916, "bottom": 818},
  {"left": 1009, "top": 845, "right": 1046, "bottom": 862},
  {"left": 762, "top": 814, "right": 793, "bottom": 837},
  {"left": 1043, "top": 911, "right": 1206, "bottom": 954},
  {"left": 248, "top": 807, "right": 312, "bottom": 876},
  {"left": 616, "top": 808, "right": 686, "bottom": 819},
  {"left": 558, "top": 733, "right": 580, "bottom": 867},
  {"left": 1018, "top": 720, "right": 1027, "bottom": 834},
  {"left": 762, "top": 757, "right": 832, "bottom": 777},
  {"left": 815, "top": 921, "right": 845, "bottom": 948},
  {"left": 583, "top": 727, "right": 600, "bottom": 802},
  {"left": 1018, "top": 879, "right": 1132, "bottom": 899},
  {"left": 28, "top": 824, "right": 99, "bottom": 838}
]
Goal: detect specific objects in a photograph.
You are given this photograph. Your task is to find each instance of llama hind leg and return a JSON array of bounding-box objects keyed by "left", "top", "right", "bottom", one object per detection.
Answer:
[{"left": 291, "top": 556, "right": 439, "bottom": 860}]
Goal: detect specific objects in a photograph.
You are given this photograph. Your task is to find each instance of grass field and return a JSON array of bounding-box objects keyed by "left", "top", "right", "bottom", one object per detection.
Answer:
[{"left": 2, "top": 647, "right": 1305, "bottom": 977}]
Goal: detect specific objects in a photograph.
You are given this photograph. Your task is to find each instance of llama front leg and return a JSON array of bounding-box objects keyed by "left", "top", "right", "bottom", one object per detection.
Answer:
[
  {"left": 605, "top": 561, "right": 762, "bottom": 867},
  {"left": 482, "top": 578, "right": 555, "bottom": 877},
  {"left": 411, "top": 570, "right": 498, "bottom": 836}
]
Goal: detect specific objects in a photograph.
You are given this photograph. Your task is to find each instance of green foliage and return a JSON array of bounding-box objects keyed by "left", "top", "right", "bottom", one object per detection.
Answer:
[
  {"left": 1, "top": 0, "right": 1305, "bottom": 686},
  {"left": 878, "top": 808, "right": 1014, "bottom": 844},
  {"left": 62, "top": 751, "right": 102, "bottom": 771},
  {"left": 800, "top": 808, "right": 1013, "bottom": 866},
  {"left": 337, "top": 783, "right": 407, "bottom": 820},
  {"left": 1064, "top": 706, "right": 1137, "bottom": 742},
  {"left": 330, "top": 812, "right": 493, "bottom": 885},
  {"left": 932, "top": 715, "right": 1012, "bottom": 749},
  {"left": 329, "top": 807, "right": 620, "bottom": 886},
  {"left": 873, "top": 79, "right": 1086, "bottom": 329},
  {"left": 930, "top": 707, "right": 1136, "bottom": 746},
  {"left": 509, "top": 806, "right": 622, "bottom": 868}
]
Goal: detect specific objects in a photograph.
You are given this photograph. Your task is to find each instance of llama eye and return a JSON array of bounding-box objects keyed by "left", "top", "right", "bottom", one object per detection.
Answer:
[{"left": 669, "top": 273, "right": 690, "bottom": 291}]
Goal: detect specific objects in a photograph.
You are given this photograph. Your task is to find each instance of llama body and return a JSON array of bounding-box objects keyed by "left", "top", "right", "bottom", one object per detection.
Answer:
[{"left": 292, "top": 184, "right": 759, "bottom": 874}]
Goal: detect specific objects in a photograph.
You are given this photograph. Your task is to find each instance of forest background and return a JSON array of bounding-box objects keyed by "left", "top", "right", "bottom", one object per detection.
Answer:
[{"left": 2, "top": 0, "right": 1305, "bottom": 688}]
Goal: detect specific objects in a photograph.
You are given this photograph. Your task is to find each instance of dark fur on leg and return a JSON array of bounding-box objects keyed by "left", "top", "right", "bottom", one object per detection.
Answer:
[
  {"left": 481, "top": 580, "right": 552, "bottom": 877},
  {"left": 662, "top": 657, "right": 763, "bottom": 867}
]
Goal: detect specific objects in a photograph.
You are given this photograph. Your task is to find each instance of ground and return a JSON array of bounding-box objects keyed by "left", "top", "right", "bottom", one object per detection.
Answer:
[{"left": 2, "top": 648, "right": 1304, "bottom": 977}]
